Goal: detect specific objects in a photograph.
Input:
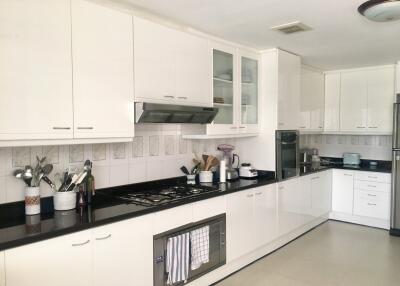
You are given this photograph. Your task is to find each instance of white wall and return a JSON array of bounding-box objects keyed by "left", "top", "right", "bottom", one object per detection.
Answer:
[
  {"left": 300, "top": 134, "right": 392, "bottom": 161},
  {"left": 0, "top": 124, "right": 237, "bottom": 204}
]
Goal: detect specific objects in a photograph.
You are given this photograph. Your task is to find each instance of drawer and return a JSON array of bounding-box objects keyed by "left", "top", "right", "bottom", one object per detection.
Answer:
[
  {"left": 193, "top": 196, "right": 226, "bottom": 222},
  {"left": 354, "top": 180, "right": 390, "bottom": 193},
  {"left": 354, "top": 172, "right": 391, "bottom": 183},
  {"left": 353, "top": 189, "right": 390, "bottom": 220},
  {"left": 153, "top": 204, "right": 193, "bottom": 234}
]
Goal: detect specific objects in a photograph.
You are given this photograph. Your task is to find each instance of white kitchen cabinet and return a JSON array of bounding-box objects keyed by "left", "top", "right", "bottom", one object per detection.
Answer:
[
  {"left": 93, "top": 216, "right": 153, "bottom": 286},
  {"left": 299, "top": 67, "right": 325, "bottom": 131},
  {"left": 71, "top": 0, "right": 134, "bottom": 139},
  {"left": 324, "top": 73, "right": 341, "bottom": 132},
  {"left": 134, "top": 17, "right": 211, "bottom": 107},
  {"left": 6, "top": 230, "right": 92, "bottom": 286},
  {"left": 340, "top": 71, "right": 368, "bottom": 132},
  {"left": 0, "top": 0, "right": 73, "bottom": 140},
  {"left": 310, "top": 171, "right": 332, "bottom": 217},
  {"left": 227, "top": 184, "right": 277, "bottom": 261},
  {"left": 353, "top": 189, "right": 390, "bottom": 220},
  {"left": 227, "top": 189, "right": 255, "bottom": 261},
  {"left": 193, "top": 196, "right": 226, "bottom": 222},
  {"left": 277, "top": 50, "right": 301, "bottom": 130},
  {"left": 366, "top": 66, "right": 395, "bottom": 133},
  {"left": 0, "top": 252, "right": 4, "bottom": 286},
  {"left": 153, "top": 204, "right": 193, "bottom": 234},
  {"left": 332, "top": 170, "right": 354, "bottom": 214}
]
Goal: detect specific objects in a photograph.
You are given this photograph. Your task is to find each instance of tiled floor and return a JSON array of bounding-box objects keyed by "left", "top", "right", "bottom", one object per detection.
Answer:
[{"left": 216, "top": 221, "right": 400, "bottom": 286}]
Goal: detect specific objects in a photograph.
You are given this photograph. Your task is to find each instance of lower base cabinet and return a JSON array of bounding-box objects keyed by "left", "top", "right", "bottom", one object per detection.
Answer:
[
  {"left": 5, "top": 215, "right": 153, "bottom": 286},
  {"left": 227, "top": 184, "right": 278, "bottom": 262}
]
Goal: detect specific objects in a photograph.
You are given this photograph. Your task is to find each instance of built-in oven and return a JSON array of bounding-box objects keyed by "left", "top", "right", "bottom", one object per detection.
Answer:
[
  {"left": 153, "top": 214, "right": 226, "bottom": 286},
  {"left": 276, "top": 130, "right": 300, "bottom": 181}
]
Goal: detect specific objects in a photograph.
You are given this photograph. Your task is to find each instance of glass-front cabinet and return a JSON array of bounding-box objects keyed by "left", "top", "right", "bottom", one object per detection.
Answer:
[{"left": 206, "top": 42, "right": 259, "bottom": 136}]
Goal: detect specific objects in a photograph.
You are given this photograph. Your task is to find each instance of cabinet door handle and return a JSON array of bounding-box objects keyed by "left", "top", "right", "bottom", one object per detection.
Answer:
[
  {"left": 95, "top": 234, "right": 112, "bottom": 241},
  {"left": 368, "top": 203, "right": 377, "bottom": 206},
  {"left": 278, "top": 186, "right": 284, "bottom": 190},
  {"left": 77, "top": 127, "right": 94, "bottom": 130},
  {"left": 177, "top": 96, "right": 187, "bottom": 100},
  {"left": 164, "top": 95, "right": 175, "bottom": 99},
  {"left": 53, "top": 127, "right": 71, "bottom": 130},
  {"left": 255, "top": 192, "right": 262, "bottom": 196},
  {"left": 230, "top": 126, "right": 238, "bottom": 129},
  {"left": 72, "top": 240, "right": 90, "bottom": 247},
  {"left": 368, "top": 126, "right": 378, "bottom": 129},
  {"left": 318, "top": 126, "right": 323, "bottom": 129},
  {"left": 368, "top": 176, "right": 377, "bottom": 179},
  {"left": 367, "top": 185, "right": 376, "bottom": 188},
  {"left": 299, "top": 126, "right": 306, "bottom": 129},
  {"left": 311, "top": 176, "right": 320, "bottom": 180},
  {"left": 356, "top": 126, "right": 366, "bottom": 129},
  {"left": 247, "top": 194, "right": 254, "bottom": 198},
  {"left": 367, "top": 194, "right": 377, "bottom": 197},
  {"left": 239, "top": 126, "right": 246, "bottom": 129},
  {"left": 344, "top": 174, "right": 353, "bottom": 177}
]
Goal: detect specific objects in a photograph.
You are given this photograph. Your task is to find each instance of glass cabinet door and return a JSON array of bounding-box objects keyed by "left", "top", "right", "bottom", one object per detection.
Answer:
[
  {"left": 213, "top": 49, "right": 234, "bottom": 125},
  {"left": 240, "top": 56, "right": 258, "bottom": 125}
]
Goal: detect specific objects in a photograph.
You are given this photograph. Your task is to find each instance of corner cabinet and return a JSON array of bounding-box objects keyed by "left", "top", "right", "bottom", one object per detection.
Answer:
[{"left": 133, "top": 17, "right": 212, "bottom": 107}]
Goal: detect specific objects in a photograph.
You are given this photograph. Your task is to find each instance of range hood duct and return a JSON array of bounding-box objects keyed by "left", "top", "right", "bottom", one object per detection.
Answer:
[{"left": 135, "top": 102, "right": 218, "bottom": 124}]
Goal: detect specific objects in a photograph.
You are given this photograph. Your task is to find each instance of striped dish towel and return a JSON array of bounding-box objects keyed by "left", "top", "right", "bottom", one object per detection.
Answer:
[
  {"left": 190, "top": 225, "right": 210, "bottom": 270},
  {"left": 166, "top": 233, "right": 190, "bottom": 285}
]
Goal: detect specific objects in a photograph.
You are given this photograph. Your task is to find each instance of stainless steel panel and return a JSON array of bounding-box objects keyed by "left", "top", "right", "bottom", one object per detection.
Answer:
[
  {"left": 391, "top": 150, "right": 400, "bottom": 229},
  {"left": 393, "top": 104, "right": 400, "bottom": 149},
  {"left": 276, "top": 130, "right": 299, "bottom": 181}
]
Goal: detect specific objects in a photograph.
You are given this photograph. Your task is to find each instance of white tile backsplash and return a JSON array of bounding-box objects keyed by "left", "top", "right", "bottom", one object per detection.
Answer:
[
  {"left": 300, "top": 134, "right": 392, "bottom": 161},
  {"left": 0, "top": 124, "right": 231, "bottom": 204}
]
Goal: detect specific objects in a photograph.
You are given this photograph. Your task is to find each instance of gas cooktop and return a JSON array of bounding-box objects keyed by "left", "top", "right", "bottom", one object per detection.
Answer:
[{"left": 103, "top": 185, "right": 220, "bottom": 207}]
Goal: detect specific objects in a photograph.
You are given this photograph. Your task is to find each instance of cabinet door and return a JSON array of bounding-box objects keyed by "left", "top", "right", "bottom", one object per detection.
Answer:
[
  {"left": 340, "top": 71, "right": 368, "bottom": 132},
  {"left": 72, "top": 0, "right": 134, "bottom": 138},
  {"left": 0, "top": 252, "right": 4, "bottom": 286},
  {"left": 253, "top": 184, "right": 278, "bottom": 247},
  {"left": 366, "top": 67, "right": 395, "bottom": 133},
  {"left": 174, "top": 32, "right": 212, "bottom": 106},
  {"left": 226, "top": 189, "right": 254, "bottom": 261},
  {"left": 93, "top": 216, "right": 153, "bottom": 286},
  {"left": 332, "top": 170, "right": 354, "bottom": 214},
  {"left": 278, "top": 179, "right": 304, "bottom": 235},
  {"left": 6, "top": 231, "right": 92, "bottom": 286},
  {"left": 134, "top": 17, "right": 175, "bottom": 102},
  {"left": 277, "top": 50, "right": 301, "bottom": 130},
  {"left": 310, "top": 171, "right": 332, "bottom": 218},
  {"left": 324, "top": 73, "right": 341, "bottom": 132},
  {"left": 239, "top": 53, "right": 260, "bottom": 133},
  {"left": 210, "top": 43, "right": 238, "bottom": 134},
  {"left": 0, "top": 0, "right": 73, "bottom": 140}
]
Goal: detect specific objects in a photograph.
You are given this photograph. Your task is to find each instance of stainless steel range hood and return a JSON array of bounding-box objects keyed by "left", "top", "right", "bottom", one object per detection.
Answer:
[{"left": 135, "top": 102, "right": 218, "bottom": 124}]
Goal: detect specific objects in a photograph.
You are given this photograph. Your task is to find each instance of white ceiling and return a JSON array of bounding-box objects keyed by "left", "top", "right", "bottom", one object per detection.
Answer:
[{"left": 116, "top": 0, "right": 400, "bottom": 70}]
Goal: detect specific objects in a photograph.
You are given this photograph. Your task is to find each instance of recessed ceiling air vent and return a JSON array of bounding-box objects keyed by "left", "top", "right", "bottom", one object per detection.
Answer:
[{"left": 271, "top": 21, "right": 312, "bottom": 34}]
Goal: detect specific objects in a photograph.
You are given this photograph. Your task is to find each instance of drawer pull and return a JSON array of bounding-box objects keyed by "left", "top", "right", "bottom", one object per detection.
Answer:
[
  {"left": 299, "top": 126, "right": 306, "bottom": 129},
  {"left": 367, "top": 194, "right": 377, "bottom": 197},
  {"left": 53, "top": 127, "right": 71, "bottom": 130},
  {"left": 247, "top": 194, "right": 254, "bottom": 198},
  {"left": 77, "top": 127, "right": 94, "bottom": 130},
  {"left": 177, "top": 96, "right": 187, "bottom": 99},
  {"left": 230, "top": 126, "right": 238, "bottom": 129},
  {"left": 164, "top": 95, "right": 175, "bottom": 99},
  {"left": 95, "top": 234, "right": 112, "bottom": 241},
  {"left": 368, "top": 185, "right": 376, "bottom": 188},
  {"left": 368, "top": 127, "right": 378, "bottom": 129},
  {"left": 368, "top": 203, "right": 377, "bottom": 206},
  {"left": 344, "top": 174, "right": 353, "bottom": 177},
  {"left": 239, "top": 126, "right": 246, "bottom": 129},
  {"left": 368, "top": 176, "right": 377, "bottom": 179},
  {"left": 255, "top": 192, "right": 262, "bottom": 196},
  {"left": 356, "top": 126, "right": 366, "bottom": 129},
  {"left": 72, "top": 240, "right": 90, "bottom": 247},
  {"left": 311, "top": 176, "right": 320, "bottom": 180}
]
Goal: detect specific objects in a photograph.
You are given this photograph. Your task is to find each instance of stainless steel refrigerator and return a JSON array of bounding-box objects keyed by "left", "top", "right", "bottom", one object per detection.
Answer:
[{"left": 391, "top": 97, "right": 400, "bottom": 236}]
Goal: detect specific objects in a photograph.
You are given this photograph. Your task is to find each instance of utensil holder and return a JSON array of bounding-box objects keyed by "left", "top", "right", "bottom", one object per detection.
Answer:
[
  {"left": 199, "top": 171, "right": 213, "bottom": 183},
  {"left": 25, "top": 187, "right": 40, "bottom": 215},
  {"left": 186, "top": 174, "right": 196, "bottom": 185},
  {"left": 54, "top": 191, "right": 77, "bottom": 211}
]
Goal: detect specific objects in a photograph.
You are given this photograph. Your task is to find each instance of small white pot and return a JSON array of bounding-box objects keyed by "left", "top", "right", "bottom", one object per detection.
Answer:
[
  {"left": 199, "top": 171, "right": 213, "bottom": 183},
  {"left": 54, "top": 191, "right": 77, "bottom": 211},
  {"left": 25, "top": 187, "right": 40, "bottom": 215}
]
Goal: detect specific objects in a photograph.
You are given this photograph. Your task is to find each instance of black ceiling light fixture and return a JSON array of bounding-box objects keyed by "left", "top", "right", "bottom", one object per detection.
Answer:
[{"left": 358, "top": 0, "right": 400, "bottom": 22}]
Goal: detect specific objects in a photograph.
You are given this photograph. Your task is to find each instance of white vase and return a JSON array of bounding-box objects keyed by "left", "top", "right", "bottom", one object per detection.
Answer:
[
  {"left": 199, "top": 171, "right": 213, "bottom": 183},
  {"left": 25, "top": 187, "right": 40, "bottom": 215},
  {"left": 54, "top": 191, "right": 77, "bottom": 211}
]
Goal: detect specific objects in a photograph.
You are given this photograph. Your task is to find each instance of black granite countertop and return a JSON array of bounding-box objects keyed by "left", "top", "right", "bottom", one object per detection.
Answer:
[{"left": 0, "top": 171, "right": 276, "bottom": 251}]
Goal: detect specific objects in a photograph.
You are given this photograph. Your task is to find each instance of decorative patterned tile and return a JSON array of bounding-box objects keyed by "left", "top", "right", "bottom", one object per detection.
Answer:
[
  {"left": 12, "top": 147, "right": 31, "bottom": 167},
  {"left": 338, "top": 136, "right": 347, "bottom": 145},
  {"left": 164, "top": 135, "right": 175, "bottom": 156},
  {"left": 92, "top": 144, "right": 107, "bottom": 161},
  {"left": 132, "top": 136, "right": 144, "bottom": 158},
  {"left": 179, "top": 136, "right": 188, "bottom": 155},
  {"left": 43, "top": 146, "right": 59, "bottom": 164},
  {"left": 112, "top": 143, "right": 126, "bottom": 160},
  {"left": 149, "top": 135, "right": 159, "bottom": 156},
  {"left": 351, "top": 136, "right": 359, "bottom": 145},
  {"left": 362, "top": 136, "right": 373, "bottom": 146},
  {"left": 325, "top": 135, "right": 334, "bottom": 145},
  {"left": 69, "top": 145, "right": 84, "bottom": 163}
]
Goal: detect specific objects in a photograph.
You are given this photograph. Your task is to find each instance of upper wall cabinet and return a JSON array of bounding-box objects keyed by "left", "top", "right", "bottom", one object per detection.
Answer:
[
  {"left": 340, "top": 66, "right": 395, "bottom": 133},
  {"left": 0, "top": 0, "right": 73, "bottom": 140},
  {"left": 72, "top": 0, "right": 135, "bottom": 139},
  {"left": 324, "top": 73, "right": 341, "bottom": 132},
  {"left": 299, "top": 67, "right": 325, "bottom": 132},
  {"left": 134, "top": 17, "right": 212, "bottom": 107},
  {"left": 277, "top": 50, "right": 301, "bottom": 130}
]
